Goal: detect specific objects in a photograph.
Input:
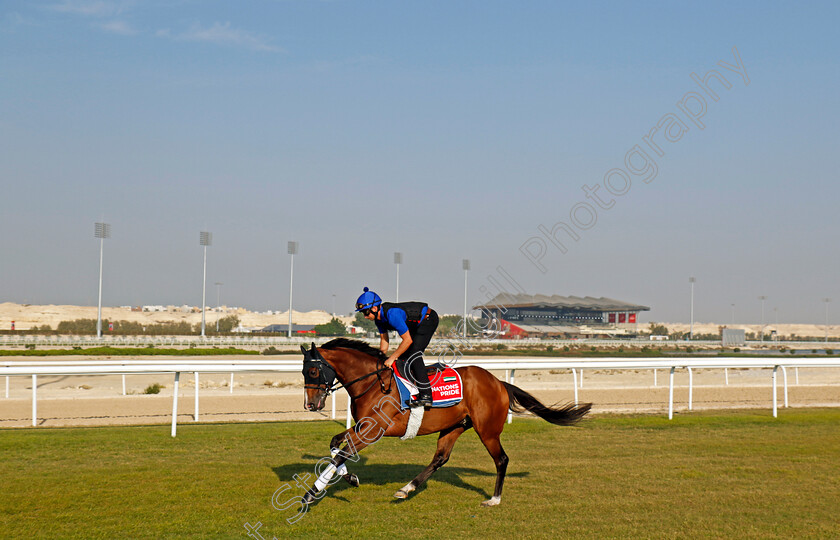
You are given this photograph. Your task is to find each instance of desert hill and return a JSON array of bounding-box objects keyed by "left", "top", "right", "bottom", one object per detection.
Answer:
[{"left": 0, "top": 303, "right": 352, "bottom": 331}]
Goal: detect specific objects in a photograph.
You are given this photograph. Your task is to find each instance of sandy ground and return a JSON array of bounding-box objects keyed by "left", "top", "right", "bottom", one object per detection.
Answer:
[{"left": 3, "top": 363, "right": 839, "bottom": 428}]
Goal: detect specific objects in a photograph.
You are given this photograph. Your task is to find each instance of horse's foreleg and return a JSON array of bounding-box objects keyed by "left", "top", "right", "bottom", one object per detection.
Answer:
[
  {"left": 394, "top": 425, "right": 467, "bottom": 499},
  {"left": 303, "top": 430, "right": 372, "bottom": 504},
  {"left": 329, "top": 430, "right": 359, "bottom": 487}
]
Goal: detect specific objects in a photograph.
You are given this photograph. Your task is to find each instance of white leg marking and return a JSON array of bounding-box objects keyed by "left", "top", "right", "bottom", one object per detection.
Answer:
[{"left": 394, "top": 482, "right": 415, "bottom": 499}]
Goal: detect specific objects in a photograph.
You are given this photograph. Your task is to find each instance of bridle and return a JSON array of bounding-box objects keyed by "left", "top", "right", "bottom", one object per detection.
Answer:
[{"left": 302, "top": 346, "right": 392, "bottom": 400}]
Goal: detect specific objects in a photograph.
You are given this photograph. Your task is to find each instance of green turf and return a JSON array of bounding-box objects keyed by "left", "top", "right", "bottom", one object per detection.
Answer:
[{"left": 2, "top": 410, "right": 839, "bottom": 539}]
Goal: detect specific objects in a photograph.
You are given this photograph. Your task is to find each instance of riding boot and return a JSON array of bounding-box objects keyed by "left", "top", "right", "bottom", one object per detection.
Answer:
[{"left": 408, "top": 355, "right": 433, "bottom": 407}]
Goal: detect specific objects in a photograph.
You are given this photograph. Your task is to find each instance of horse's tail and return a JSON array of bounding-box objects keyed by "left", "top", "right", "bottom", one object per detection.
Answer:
[{"left": 503, "top": 382, "right": 592, "bottom": 426}]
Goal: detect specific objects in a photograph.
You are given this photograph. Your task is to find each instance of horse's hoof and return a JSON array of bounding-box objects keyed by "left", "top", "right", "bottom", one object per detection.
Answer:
[
  {"left": 394, "top": 490, "right": 408, "bottom": 499},
  {"left": 343, "top": 474, "right": 360, "bottom": 487},
  {"left": 480, "top": 496, "right": 501, "bottom": 507}
]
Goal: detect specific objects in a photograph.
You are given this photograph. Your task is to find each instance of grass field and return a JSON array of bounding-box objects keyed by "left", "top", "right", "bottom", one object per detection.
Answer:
[{"left": 2, "top": 410, "right": 839, "bottom": 539}]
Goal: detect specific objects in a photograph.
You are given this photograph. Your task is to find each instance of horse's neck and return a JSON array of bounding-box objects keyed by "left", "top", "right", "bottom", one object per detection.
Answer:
[{"left": 322, "top": 349, "right": 378, "bottom": 384}]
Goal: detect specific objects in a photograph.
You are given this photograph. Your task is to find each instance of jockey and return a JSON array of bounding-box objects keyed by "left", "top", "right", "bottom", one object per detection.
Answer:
[{"left": 355, "top": 287, "right": 438, "bottom": 407}]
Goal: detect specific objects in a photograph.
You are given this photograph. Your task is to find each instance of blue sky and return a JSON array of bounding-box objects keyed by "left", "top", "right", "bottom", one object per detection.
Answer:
[{"left": 1, "top": 1, "right": 838, "bottom": 324}]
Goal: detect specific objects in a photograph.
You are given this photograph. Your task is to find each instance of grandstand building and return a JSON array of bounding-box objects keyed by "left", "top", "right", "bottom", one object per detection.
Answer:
[{"left": 474, "top": 293, "right": 650, "bottom": 338}]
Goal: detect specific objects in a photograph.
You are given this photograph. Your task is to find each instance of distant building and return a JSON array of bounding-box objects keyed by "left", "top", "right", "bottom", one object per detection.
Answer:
[
  {"left": 257, "top": 324, "right": 316, "bottom": 334},
  {"left": 722, "top": 328, "right": 746, "bottom": 346},
  {"left": 474, "top": 293, "right": 650, "bottom": 338}
]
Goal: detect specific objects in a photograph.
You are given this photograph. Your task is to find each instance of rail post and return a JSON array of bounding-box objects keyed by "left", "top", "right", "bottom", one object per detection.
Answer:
[
  {"left": 194, "top": 372, "right": 199, "bottom": 422},
  {"left": 171, "top": 372, "right": 180, "bottom": 437},
  {"left": 688, "top": 367, "right": 693, "bottom": 411},
  {"left": 781, "top": 366, "right": 788, "bottom": 408},
  {"left": 32, "top": 374, "right": 37, "bottom": 427},
  {"left": 507, "top": 370, "right": 515, "bottom": 424},
  {"left": 772, "top": 366, "right": 778, "bottom": 418},
  {"left": 345, "top": 390, "right": 352, "bottom": 429},
  {"left": 668, "top": 367, "right": 675, "bottom": 420}
]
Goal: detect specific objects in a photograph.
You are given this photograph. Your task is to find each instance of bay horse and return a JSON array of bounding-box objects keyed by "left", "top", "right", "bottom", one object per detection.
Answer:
[{"left": 301, "top": 338, "right": 591, "bottom": 507}]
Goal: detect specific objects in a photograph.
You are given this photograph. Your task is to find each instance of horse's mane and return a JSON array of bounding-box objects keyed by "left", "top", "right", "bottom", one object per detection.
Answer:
[{"left": 320, "top": 338, "right": 385, "bottom": 361}]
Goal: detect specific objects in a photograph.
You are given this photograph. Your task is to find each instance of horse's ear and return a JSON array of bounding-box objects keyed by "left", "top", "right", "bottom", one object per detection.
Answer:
[{"left": 300, "top": 345, "right": 308, "bottom": 355}]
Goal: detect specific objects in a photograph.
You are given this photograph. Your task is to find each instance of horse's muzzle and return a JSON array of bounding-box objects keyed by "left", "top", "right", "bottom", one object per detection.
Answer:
[{"left": 305, "top": 396, "right": 326, "bottom": 411}]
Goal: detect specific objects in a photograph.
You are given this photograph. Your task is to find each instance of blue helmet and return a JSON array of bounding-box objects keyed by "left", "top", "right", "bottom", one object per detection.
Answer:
[{"left": 355, "top": 287, "right": 382, "bottom": 312}]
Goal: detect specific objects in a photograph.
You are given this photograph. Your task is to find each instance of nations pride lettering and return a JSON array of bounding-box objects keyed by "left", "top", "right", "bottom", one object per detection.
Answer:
[{"left": 435, "top": 384, "right": 460, "bottom": 397}]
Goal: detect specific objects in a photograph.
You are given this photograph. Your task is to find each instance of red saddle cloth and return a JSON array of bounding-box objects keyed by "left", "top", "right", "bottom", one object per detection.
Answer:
[
  {"left": 393, "top": 363, "right": 463, "bottom": 408},
  {"left": 428, "top": 366, "right": 463, "bottom": 406}
]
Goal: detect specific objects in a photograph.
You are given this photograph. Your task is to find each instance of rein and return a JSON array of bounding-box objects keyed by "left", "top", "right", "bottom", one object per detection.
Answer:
[{"left": 331, "top": 364, "right": 392, "bottom": 399}]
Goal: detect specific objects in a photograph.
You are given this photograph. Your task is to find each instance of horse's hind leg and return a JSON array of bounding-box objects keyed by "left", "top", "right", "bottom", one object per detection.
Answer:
[
  {"left": 394, "top": 424, "right": 467, "bottom": 499},
  {"left": 476, "top": 430, "right": 508, "bottom": 507}
]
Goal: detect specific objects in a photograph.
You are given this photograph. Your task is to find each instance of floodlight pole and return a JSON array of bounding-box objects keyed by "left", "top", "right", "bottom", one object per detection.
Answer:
[
  {"left": 94, "top": 222, "right": 111, "bottom": 338},
  {"left": 200, "top": 232, "right": 212, "bottom": 337},
  {"left": 463, "top": 259, "right": 471, "bottom": 339},
  {"left": 288, "top": 242, "right": 298, "bottom": 338},
  {"left": 394, "top": 252, "right": 402, "bottom": 302},
  {"left": 689, "top": 277, "right": 695, "bottom": 340}
]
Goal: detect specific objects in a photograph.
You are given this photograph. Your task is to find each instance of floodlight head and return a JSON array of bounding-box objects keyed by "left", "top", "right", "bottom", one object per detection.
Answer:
[
  {"left": 394, "top": 252, "right": 403, "bottom": 264},
  {"left": 94, "top": 222, "right": 111, "bottom": 239},
  {"left": 288, "top": 241, "right": 298, "bottom": 255},
  {"left": 200, "top": 231, "right": 212, "bottom": 246},
  {"left": 463, "top": 259, "right": 471, "bottom": 271},
  {"left": 688, "top": 276, "right": 695, "bottom": 283}
]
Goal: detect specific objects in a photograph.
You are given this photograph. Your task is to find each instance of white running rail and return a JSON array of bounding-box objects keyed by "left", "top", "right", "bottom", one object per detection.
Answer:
[{"left": 2, "top": 357, "right": 840, "bottom": 436}]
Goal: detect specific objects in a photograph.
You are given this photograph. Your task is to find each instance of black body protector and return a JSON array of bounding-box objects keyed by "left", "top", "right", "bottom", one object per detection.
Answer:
[
  {"left": 380, "top": 301, "right": 435, "bottom": 402},
  {"left": 380, "top": 302, "right": 429, "bottom": 330}
]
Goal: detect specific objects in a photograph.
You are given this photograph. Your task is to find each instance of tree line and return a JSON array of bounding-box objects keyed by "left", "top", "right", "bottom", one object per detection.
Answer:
[{"left": 19, "top": 316, "right": 243, "bottom": 335}]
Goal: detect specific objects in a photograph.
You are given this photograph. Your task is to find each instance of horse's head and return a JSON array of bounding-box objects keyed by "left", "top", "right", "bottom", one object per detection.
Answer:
[{"left": 301, "top": 343, "right": 336, "bottom": 411}]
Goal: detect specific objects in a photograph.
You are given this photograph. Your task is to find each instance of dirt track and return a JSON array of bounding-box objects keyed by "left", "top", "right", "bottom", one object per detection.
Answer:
[{"left": 3, "top": 363, "right": 839, "bottom": 428}]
